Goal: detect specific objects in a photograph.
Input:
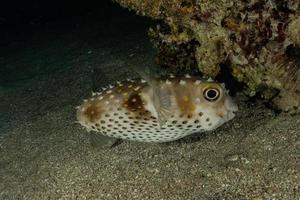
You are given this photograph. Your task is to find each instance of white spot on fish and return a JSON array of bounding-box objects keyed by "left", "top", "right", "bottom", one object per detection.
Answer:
[
  {"left": 207, "top": 77, "right": 214, "bottom": 82},
  {"left": 134, "top": 86, "right": 140, "bottom": 91},
  {"left": 166, "top": 79, "right": 172, "bottom": 85},
  {"left": 194, "top": 80, "right": 201, "bottom": 85},
  {"left": 127, "top": 79, "right": 134, "bottom": 82},
  {"left": 180, "top": 80, "right": 186, "bottom": 85}
]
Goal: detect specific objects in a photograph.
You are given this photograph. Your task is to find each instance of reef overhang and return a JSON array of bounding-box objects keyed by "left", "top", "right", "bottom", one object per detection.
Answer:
[{"left": 113, "top": 0, "right": 300, "bottom": 113}]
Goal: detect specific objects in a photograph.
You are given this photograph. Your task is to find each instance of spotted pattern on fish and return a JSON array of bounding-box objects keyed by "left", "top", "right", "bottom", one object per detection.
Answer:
[{"left": 76, "top": 75, "right": 238, "bottom": 143}]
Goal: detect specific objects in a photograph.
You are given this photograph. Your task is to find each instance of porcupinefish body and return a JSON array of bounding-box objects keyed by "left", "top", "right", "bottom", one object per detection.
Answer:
[{"left": 76, "top": 76, "right": 238, "bottom": 143}]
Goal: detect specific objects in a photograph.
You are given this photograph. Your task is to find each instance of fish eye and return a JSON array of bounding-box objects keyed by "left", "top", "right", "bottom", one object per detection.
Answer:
[{"left": 203, "top": 88, "right": 220, "bottom": 101}]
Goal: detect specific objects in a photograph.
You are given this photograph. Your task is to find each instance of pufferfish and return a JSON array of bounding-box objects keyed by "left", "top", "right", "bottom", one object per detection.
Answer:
[{"left": 76, "top": 75, "right": 238, "bottom": 143}]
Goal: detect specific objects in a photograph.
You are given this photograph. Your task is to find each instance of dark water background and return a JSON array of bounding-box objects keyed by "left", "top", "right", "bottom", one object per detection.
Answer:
[{"left": 0, "top": 1, "right": 299, "bottom": 199}]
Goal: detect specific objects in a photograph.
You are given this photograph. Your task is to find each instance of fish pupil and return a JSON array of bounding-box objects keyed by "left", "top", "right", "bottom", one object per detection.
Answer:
[
  {"left": 204, "top": 88, "right": 220, "bottom": 101},
  {"left": 207, "top": 90, "right": 217, "bottom": 98}
]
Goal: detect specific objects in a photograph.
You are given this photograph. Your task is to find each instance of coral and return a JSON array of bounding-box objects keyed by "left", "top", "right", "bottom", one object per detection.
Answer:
[
  {"left": 113, "top": 0, "right": 163, "bottom": 19},
  {"left": 113, "top": 0, "right": 300, "bottom": 113}
]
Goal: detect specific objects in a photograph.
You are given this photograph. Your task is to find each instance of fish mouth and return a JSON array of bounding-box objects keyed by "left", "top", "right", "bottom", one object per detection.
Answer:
[
  {"left": 224, "top": 98, "right": 238, "bottom": 121},
  {"left": 227, "top": 108, "right": 237, "bottom": 121},
  {"left": 226, "top": 95, "right": 238, "bottom": 111},
  {"left": 231, "top": 103, "right": 238, "bottom": 113}
]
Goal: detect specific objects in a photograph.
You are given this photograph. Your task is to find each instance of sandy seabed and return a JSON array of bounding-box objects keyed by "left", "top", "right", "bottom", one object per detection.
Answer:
[{"left": 0, "top": 15, "right": 299, "bottom": 200}]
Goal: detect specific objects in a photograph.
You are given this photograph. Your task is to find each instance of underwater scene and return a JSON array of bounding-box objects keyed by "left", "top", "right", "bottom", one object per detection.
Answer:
[{"left": 0, "top": 0, "right": 299, "bottom": 199}]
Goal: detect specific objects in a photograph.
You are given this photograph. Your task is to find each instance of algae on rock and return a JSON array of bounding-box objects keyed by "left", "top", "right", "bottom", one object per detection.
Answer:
[{"left": 113, "top": 0, "right": 300, "bottom": 113}]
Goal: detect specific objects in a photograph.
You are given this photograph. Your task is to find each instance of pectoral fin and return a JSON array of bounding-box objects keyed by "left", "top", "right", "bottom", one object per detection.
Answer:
[
  {"left": 153, "top": 86, "right": 172, "bottom": 128},
  {"left": 127, "top": 49, "right": 172, "bottom": 128}
]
